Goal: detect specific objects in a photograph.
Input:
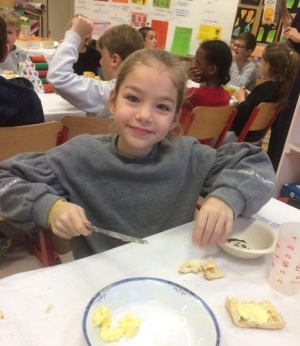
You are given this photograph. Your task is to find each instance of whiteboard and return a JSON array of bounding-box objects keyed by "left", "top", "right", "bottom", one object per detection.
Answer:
[{"left": 74, "top": 0, "right": 239, "bottom": 56}]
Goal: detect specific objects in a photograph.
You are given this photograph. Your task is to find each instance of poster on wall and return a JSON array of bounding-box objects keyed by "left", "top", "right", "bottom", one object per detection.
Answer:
[
  {"left": 241, "top": 0, "right": 261, "bottom": 5},
  {"left": 75, "top": 0, "right": 240, "bottom": 56},
  {"left": 285, "top": 0, "right": 300, "bottom": 12},
  {"left": 256, "top": 9, "right": 282, "bottom": 43},
  {"left": 232, "top": 7, "right": 256, "bottom": 38}
]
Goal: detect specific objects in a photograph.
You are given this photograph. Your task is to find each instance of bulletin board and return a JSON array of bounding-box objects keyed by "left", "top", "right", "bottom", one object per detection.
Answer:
[
  {"left": 233, "top": 0, "right": 300, "bottom": 44},
  {"left": 74, "top": 0, "right": 239, "bottom": 56}
]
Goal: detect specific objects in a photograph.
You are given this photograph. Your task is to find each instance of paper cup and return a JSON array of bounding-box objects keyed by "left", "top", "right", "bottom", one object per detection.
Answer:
[{"left": 269, "top": 222, "right": 300, "bottom": 296}]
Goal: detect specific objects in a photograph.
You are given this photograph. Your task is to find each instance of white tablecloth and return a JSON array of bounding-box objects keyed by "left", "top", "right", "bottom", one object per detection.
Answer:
[
  {"left": 37, "top": 93, "right": 86, "bottom": 122},
  {"left": 0, "top": 198, "right": 299, "bottom": 346}
]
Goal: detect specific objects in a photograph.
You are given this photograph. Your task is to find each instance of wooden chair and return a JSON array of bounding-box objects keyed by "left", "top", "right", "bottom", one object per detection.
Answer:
[
  {"left": 0, "top": 121, "right": 65, "bottom": 267},
  {"left": 186, "top": 105, "right": 237, "bottom": 148},
  {"left": 236, "top": 102, "right": 281, "bottom": 146},
  {"left": 60, "top": 115, "right": 113, "bottom": 141}
]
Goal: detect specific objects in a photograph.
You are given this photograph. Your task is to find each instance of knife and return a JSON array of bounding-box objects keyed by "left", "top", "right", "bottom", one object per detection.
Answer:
[{"left": 86, "top": 225, "right": 148, "bottom": 245}]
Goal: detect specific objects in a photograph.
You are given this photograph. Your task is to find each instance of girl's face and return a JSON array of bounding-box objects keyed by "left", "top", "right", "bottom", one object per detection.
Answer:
[
  {"left": 194, "top": 47, "right": 214, "bottom": 82},
  {"left": 109, "top": 63, "right": 179, "bottom": 158},
  {"left": 259, "top": 57, "right": 269, "bottom": 79},
  {"left": 7, "top": 26, "right": 19, "bottom": 52},
  {"left": 144, "top": 30, "right": 157, "bottom": 48}
]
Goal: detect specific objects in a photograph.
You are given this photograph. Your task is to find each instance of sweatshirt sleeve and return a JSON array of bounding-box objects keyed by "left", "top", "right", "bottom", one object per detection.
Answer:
[
  {"left": 0, "top": 153, "right": 67, "bottom": 232},
  {"left": 47, "top": 30, "right": 114, "bottom": 117},
  {"left": 202, "top": 142, "right": 275, "bottom": 218}
]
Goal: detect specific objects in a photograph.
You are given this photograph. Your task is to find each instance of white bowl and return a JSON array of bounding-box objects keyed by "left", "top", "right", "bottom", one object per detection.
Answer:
[
  {"left": 83, "top": 277, "right": 220, "bottom": 345},
  {"left": 219, "top": 217, "right": 277, "bottom": 259}
]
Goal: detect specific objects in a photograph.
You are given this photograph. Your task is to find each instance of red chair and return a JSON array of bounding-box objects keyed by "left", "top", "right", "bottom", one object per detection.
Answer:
[
  {"left": 236, "top": 102, "right": 281, "bottom": 146},
  {"left": 186, "top": 105, "right": 237, "bottom": 148},
  {"left": 0, "top": 121, "right": 66, "bottom": 266}
]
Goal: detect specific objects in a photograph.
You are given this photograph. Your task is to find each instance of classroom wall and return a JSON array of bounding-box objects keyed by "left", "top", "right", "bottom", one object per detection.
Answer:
[{"left": 74, "top": 0, "right": 239, "bottom": 56}]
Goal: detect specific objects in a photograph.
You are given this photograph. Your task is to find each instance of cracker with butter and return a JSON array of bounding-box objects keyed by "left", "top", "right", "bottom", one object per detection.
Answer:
[
  {"left": 225, "top": 297, "right": 286, "bottom": 330},
  {"left": 178, "top": 260, "right": 202, "bottom": 274},
  {"left": 201, "top": 257, "right": 225, "bottom": 280}
]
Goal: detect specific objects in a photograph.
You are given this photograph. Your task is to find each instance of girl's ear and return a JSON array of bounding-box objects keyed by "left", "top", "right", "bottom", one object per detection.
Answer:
[
  {"left": 108, "top": 89, "right": 116, "bottom": 114},
  {"left": 209, "top": 64, "right": 217, "bottom": 75}
]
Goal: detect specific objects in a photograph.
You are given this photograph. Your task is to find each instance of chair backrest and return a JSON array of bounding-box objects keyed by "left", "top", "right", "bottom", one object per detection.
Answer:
[
  {"left": 0, "top": 121, "right": 64, "bottom": 162},
  {"left": 236, "top": 102, "right": 281, "bottom": 145},
  {"left": 186, "top": 105, "right": 237, "bottom": 148},
  {"left": 61, "top": 115, "right": 114, "bottom": 141}
]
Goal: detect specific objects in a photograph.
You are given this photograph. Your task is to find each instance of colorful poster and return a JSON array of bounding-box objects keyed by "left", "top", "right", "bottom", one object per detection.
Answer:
[
  {"left": 241, "top": 0, "right": 261, "bottom": 5},
  {"left": 130, "top": 12, "right": 148, "bottom": 27},
  {"left": 232, "top": 8, "right": 256, "bottom": 38},
  {"left": 170, "top": 27, "right": 192, "bottom": 55},
  {"left": 256, "top": 10, "right": 281, "bottom": 43},
  {"left": 197, "top": 24, "right": 222, "bottom": 41},
  {"left": 129, "top": 0, "right": 149, "bottom": 4},
  {"left": 151, "top": 19, "right": 168, "bottom": 49},
  {"left": 153, "top": 0, "right": 171, "bottom": 9}
]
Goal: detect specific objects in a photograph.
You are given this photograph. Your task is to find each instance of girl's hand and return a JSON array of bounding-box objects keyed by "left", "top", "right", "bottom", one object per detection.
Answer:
[
  {"left": 188, "top": 66, "right": 202, "bottom": 83},
  {"left": 233, "top": 87, "right": 247, "bottom": 103},
  {"left": 192, "top": 197, "right": 234, "bottom": 248},
  {"left": 70, "top": 15, "right": 93, "bottom": 39},
  {"left": 283, "top": 27, "right": 300, "bottom": 43},
  {"left": 49, "top": 201, "right": 92, "bottom": 239}
]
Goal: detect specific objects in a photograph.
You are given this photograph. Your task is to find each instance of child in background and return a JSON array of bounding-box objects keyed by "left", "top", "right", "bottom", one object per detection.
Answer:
[
  {"left": 47, "top": 16, "right": 144, "bottom": 117},
  {"left": 226, "top": 42, "right": 300, "bottom": 144},
  {"left": 0, "top": 49, "right": 275, "bottom": 260},
  {"left": 181, "top": 40, "right": 232, "bottom": 134},
  {"left": 0, "top": 10, "right": 28, "bottom": 75},
  {"left": 138, "top": 26, "right": 157, "bottom": 48},
  {"left": 66, "top": 13, "right": 101, "bottom": 76},
  {"left": 0, "top": 17, "right": 44, "bottom": 127},
  {"left": 229, "top": 32, "right": 257, "bottom": 91}
]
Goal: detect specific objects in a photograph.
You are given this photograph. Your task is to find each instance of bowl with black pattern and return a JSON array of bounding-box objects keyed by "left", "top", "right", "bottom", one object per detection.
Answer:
[{"left": 218, "top": 217, "right": 277, "bottom": 259}]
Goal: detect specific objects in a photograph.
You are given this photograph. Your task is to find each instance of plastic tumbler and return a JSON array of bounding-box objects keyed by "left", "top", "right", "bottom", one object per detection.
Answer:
[
  {"left": 269, "top": 222, "right": 300, "bottom": 296},
  {"left": 18, "top": 62, "right": 25, "bottom": 76}
]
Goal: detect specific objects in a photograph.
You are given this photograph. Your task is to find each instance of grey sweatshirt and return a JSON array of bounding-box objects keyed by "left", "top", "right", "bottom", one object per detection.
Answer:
[{"left": 0, "top": 135, "right": 275, "bottom": 259}]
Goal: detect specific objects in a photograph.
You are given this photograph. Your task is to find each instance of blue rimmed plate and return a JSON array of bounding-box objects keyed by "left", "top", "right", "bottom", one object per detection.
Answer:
[{"left": 83, "top": 277, "right": 220, "bottom": 345}]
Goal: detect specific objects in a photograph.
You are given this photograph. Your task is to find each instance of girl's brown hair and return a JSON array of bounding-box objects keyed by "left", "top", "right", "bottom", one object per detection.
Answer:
[
  {"left": 114, "top": 48, "right": 187, "bottom": 115},
  {"left": 262, "top": 42, "right": 300, "bottom": 107}
]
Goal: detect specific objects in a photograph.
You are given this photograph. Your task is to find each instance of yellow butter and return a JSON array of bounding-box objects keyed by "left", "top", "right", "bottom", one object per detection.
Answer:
[
  {"left": 93, "top": 306, "right": 112, "bottom": 327},
  {"left": 237, "top": 302, "right": 269, "bottom": 324}
]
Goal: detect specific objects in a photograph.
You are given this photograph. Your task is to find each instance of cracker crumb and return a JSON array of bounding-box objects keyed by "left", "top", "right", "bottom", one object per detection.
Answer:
[
  {"left": 44, "top": 304, "right": 53, "bottom": 314},
  {"left": 178, "top": 260, "right": 202, "bottom": 274}
]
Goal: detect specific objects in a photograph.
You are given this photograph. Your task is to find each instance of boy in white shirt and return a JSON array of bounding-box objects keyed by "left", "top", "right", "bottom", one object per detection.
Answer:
[{"left": 47, "top": 16, "right": 144, "bottom": 117}]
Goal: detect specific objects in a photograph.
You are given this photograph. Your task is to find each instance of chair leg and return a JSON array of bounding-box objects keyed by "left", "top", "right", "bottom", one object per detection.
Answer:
[{"left": 11, "top": 229, "right": 59, "bottom": 267}]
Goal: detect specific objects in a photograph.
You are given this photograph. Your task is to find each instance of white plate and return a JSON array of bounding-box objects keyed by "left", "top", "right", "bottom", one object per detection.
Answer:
[
  {"left": 219, "top": 217, "right": 277, "bottom": 259},
  {"left": 83, "top": 277, "right": 220, "bottom": 346}
]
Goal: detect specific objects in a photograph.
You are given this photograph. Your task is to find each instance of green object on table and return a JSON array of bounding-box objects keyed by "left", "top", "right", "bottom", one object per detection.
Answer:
[{"left": 34, "top": 62, "right": 48, "bottom": 70}]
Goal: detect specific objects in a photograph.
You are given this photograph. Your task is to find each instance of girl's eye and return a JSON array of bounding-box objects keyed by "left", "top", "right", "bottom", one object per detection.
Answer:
[
  {"left": 127, "top": 96, "right": 139, "bottom": 103},
  {"left": 157, "top": 104, "right": 170, "bottom": 111}
]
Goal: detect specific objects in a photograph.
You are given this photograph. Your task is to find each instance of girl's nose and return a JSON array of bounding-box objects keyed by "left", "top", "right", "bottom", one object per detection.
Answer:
[{"left": 136, "top": 105, "right": 152, "bottom": 121}]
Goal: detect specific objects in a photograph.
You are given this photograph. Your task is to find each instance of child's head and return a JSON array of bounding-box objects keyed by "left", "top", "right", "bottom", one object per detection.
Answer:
[
  {"left": 194, "top": 40, "right": 232, "bottom": 86},
  {"left": 0, "top": 17, "right": 9, "bottom": 62},
  {"left": 67, "top": 13, "right": 91, "bottom": 46},
  {"left": 0, "top": 10, "right": 21, "bottom": 52},
  {"left": 232, "top": 32, "right": 256, "bottom": 59},
  {"left": 261, "top": 42, "right": 300, "bottom": 106},
  {"left": 138, "top": 26, "right": 157, "bottom": 48},
  {"left": 109, "top": 49, "right": 187, "bottom": 158},
  {"left": 97, "top": 24, "right": 144, "bottom": 80}
]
